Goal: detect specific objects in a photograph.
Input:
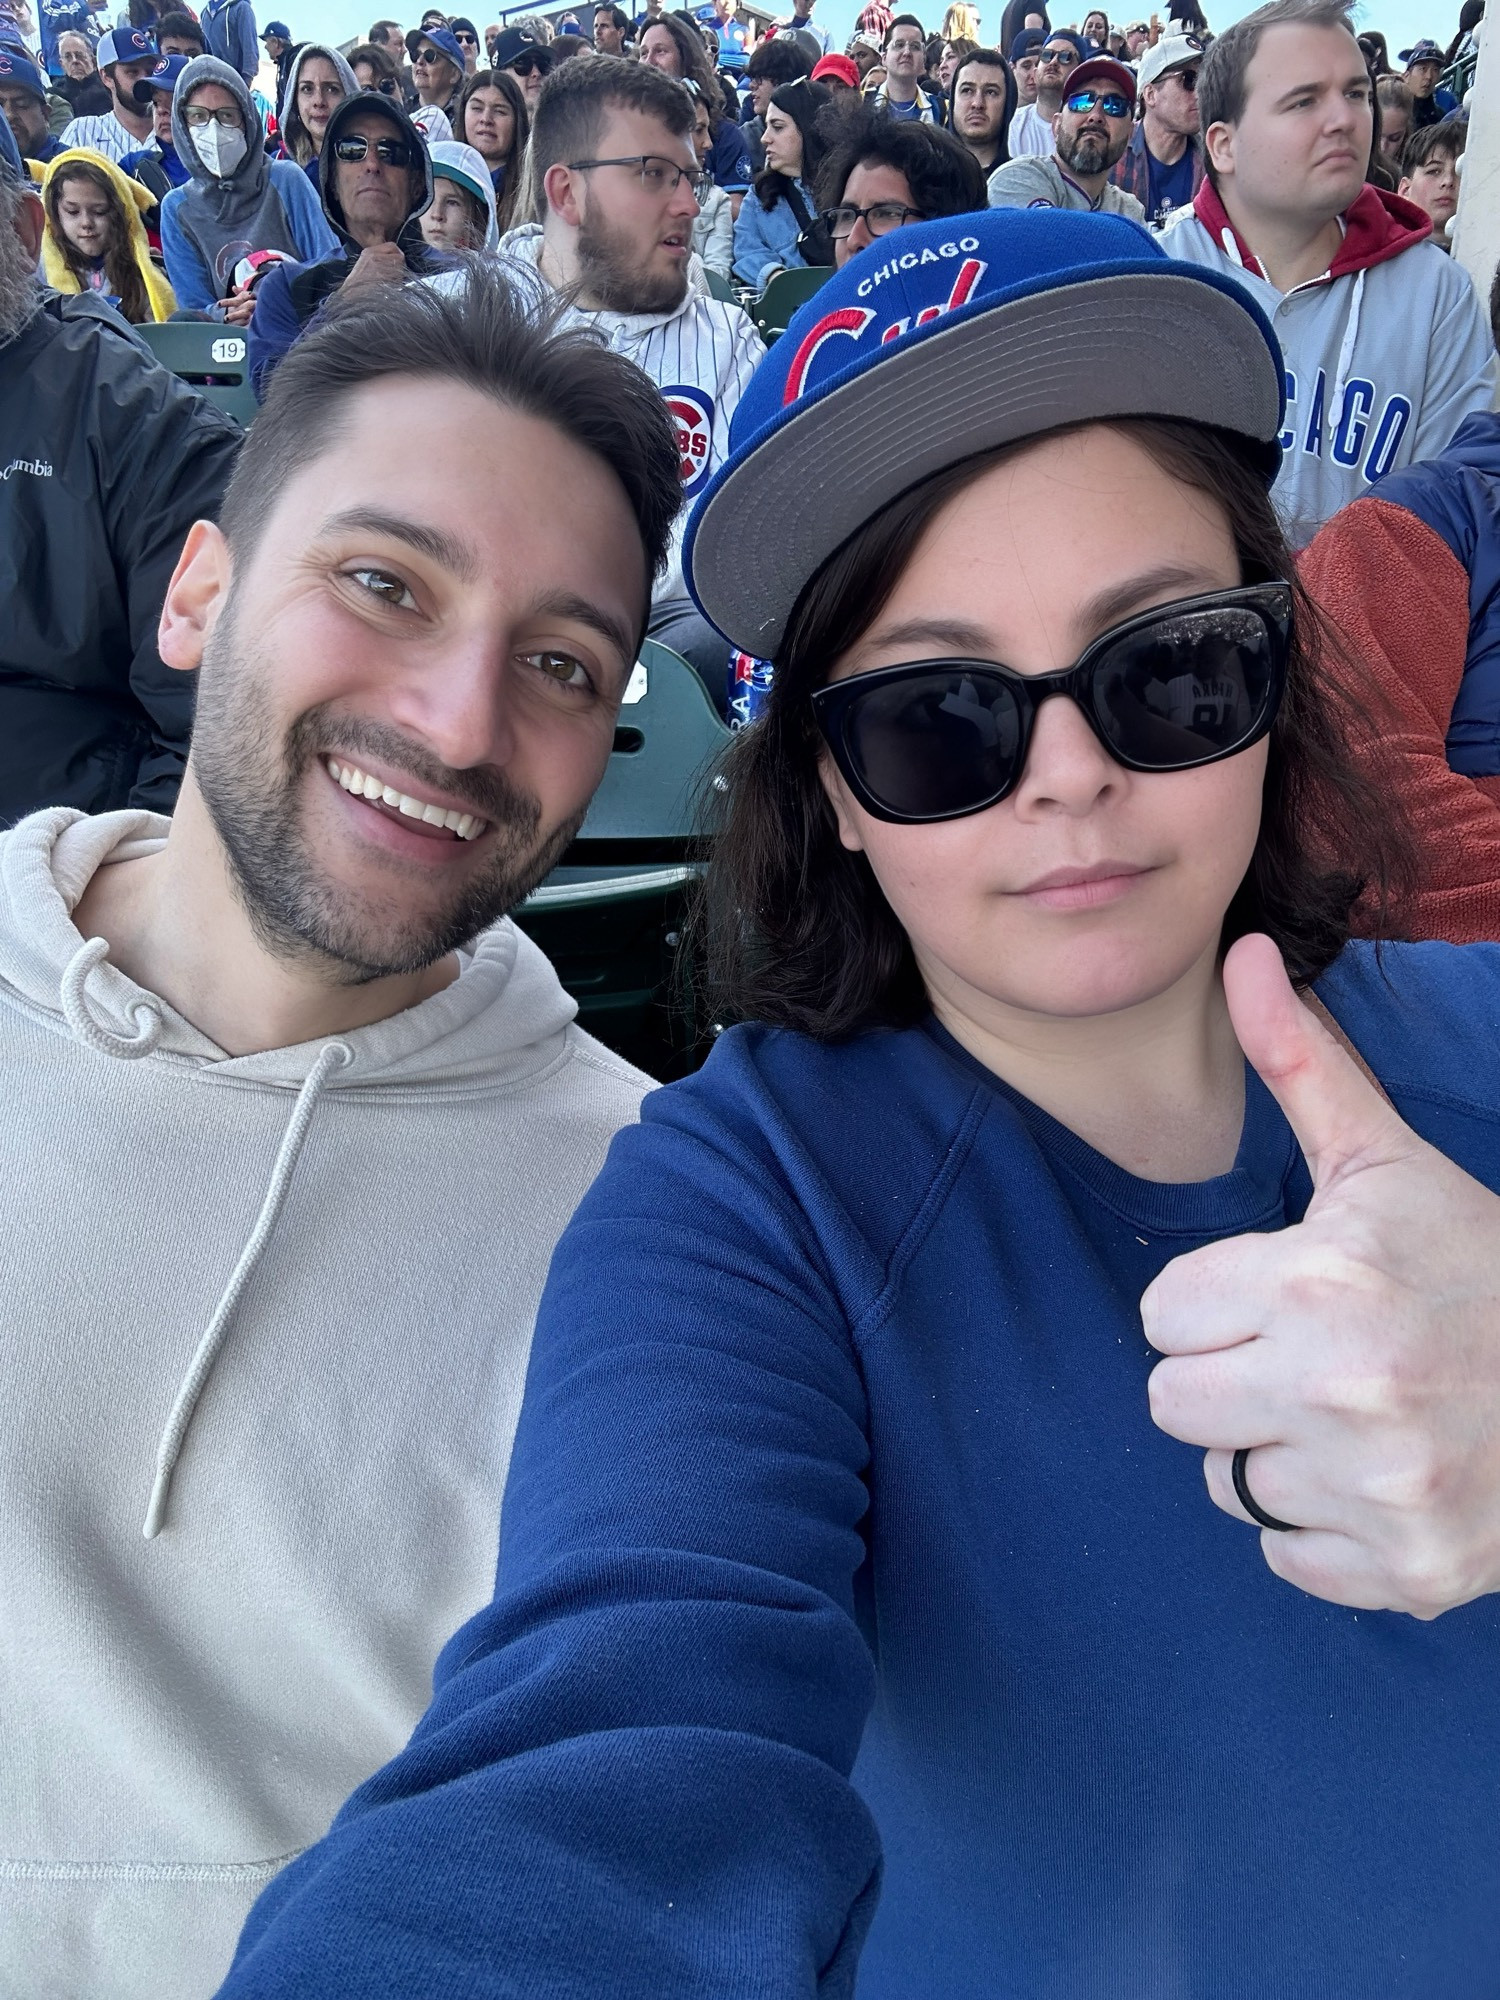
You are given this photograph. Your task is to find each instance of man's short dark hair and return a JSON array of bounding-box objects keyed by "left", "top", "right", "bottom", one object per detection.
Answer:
[
  {"left": 747, "top": 35, "right": 813, "bottom": 83},
  {"left": 816, "top": 103, "right": 986, "bottom": 219},
  {"left": 156, "top": 9, "right": 207, "bottom": 48},
  {"left": 1400, "top": 118, "right": 1463, "bottom": 177},
  {"left": 220, "top": 273, "right": 682, "bottom": 616},
  {"left": 369, "top": 17, "right": 403, "bottom": 44},
  {"left": 595, "top": 5, "right": 631, "bottom": 30},
  {"left": 884, "top": 11, "right": 924, "bottom": 45},
  {"left": 1199, "top": 0, "right": 1355, "bottom": 138},
  {"left": 528, "top": 50, "right": 693, "bottom": 184}
]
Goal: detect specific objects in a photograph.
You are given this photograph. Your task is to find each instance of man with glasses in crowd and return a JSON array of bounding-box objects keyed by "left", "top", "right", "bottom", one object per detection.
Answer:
[
  {"left": 867, "top": 12, "right": 944, "bottom": 123},
  {"left": 987, "top": 51, "right": 1143, "bottom": 217},
  {"left": 1110, "top": 30, "right": 1203, "bottom": 227},
  {"left": 51, "top": 29, "right": 113, "bottom": 116},
  {"left": 249, "top": 89, "right": 443, "bottom": 394},
  {"left": 1121, "top": 18, "right": 1151, "bottom": 59},
  {"left": 59, "top": 22, "right": 155, "bottom": 162},
  {"left": 1007, "top": 27, "right": 1082, "bottom": 156},
  {"left": 465, "top": 56, "right": 762, "bottom": 708},
  {"left": 818, "top": 103, "right": 984, "bottom": 269},
  {"left": 949, "top": 44, "right": 1012, "bottom": 175}
]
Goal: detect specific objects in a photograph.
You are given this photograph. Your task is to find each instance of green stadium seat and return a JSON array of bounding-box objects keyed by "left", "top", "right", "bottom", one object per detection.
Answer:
[
  {"left": 754, "top": 264, "right": 834, "bottom": 345},
  {"left": 139, "top": 321, "right": 259, "bottom": 429},
  {"left": 704, "top": 267, "right": 738, "bottom": 304}
]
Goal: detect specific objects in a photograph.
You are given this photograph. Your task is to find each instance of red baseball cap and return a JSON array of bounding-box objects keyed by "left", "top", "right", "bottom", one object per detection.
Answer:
[
  {"left": 810, "top": 52, "right": 860, "bottom": 86},
  {"left": 1066, "top": 54, "right": 1138, "bottom": 99}
]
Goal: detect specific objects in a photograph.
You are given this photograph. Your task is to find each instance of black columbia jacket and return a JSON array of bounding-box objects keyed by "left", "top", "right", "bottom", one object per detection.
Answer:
[{"left": 0, "top": 292, "right": 241, "bottom": 823}]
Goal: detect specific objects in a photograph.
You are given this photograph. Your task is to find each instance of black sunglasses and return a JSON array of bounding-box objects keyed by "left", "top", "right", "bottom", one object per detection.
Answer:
[
  {"left": 811, "top": 585, "right": 1292, "bottom": 824},
  {"left": 509, "top": 51, "right": 550, "bottom": 73},
  {"left": 332, "top": 132, "right": 415, "bottom": 165}
]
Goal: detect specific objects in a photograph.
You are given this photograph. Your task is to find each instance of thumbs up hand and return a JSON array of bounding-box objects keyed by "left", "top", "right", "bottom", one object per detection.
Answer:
[{"left": 1143, "top": 933, "right": 1500, "bottom": 1620}]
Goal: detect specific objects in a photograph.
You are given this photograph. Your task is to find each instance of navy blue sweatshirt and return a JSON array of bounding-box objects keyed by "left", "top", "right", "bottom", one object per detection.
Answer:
[{"left": 222, "top": 940, "right": 1500, "bottom": 1998}]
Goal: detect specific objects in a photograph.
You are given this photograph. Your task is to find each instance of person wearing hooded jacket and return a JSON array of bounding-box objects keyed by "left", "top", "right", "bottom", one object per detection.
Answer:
[
  {"left": 0, "top": 115, "right": 240, "bottom": 823},
  {"left": 1159, "top": 1, "right": 1494, "bottom": 550},
  {"left": 201, "top": 0, "right": 258, "bottom": 84},
  {"left": 0, "top": 260, "right": 679, "bottom": 2000},
  {"left": 247, "top": 89, "right": 443, "bottom": 398},
  {"left": 276, "top": 40, "right": 358, "bottom": 195},
  {"left": 159, "top": 54, "right": 336, "bottom": 319}
]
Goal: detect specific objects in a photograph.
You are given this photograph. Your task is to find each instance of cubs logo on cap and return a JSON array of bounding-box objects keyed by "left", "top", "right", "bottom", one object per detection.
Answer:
[
  {"left": 684, "top": 207, "right": 1287, "bottom": 657},
  {"left": 133, "top": 51, "right": 189, "bottom": 102},
  {"left": 662, "top": 386, "right": 716, "bottom": 497},
  {"left": 0, "top": 48, "right": 48, "bottom": 99},
  {"left": 98, "top": 25, "right": 157, "bottom": 65}
]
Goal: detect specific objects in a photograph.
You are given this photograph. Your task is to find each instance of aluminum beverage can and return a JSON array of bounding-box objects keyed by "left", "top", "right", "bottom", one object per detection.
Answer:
[{"left": 727, "top": 650, "right": 774, "bottom": 731}]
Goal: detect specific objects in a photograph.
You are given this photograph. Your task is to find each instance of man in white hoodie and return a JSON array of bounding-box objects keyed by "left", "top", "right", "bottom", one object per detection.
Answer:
[
  {"left": 0, "top": 266, "right": 682, "bottom": 1998},
  {"left": 1159, "top": 0, "right": 1494, "bottom": 551},
  {"left": 471, "top": 54, "right": 764, "bottom": 713}
]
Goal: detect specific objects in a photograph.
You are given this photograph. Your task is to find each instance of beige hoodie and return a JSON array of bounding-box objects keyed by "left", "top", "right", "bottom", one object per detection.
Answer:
[{"left": 0, "top": 809, "right": 648, "bottom": 1998}]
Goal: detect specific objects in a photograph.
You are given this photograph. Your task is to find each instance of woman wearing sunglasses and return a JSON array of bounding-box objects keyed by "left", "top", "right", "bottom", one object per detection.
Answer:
[{"left": 222, "top": 214, "right": 1500, "bottom": 1998}]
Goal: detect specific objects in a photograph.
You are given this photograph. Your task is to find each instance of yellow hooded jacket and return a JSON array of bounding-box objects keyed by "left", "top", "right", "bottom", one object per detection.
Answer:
[{"left": 40, "top": 149, "right": 177, "bottom": 323}]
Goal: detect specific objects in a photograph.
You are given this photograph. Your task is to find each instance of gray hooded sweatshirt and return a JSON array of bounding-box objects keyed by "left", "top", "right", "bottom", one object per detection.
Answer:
[
  {"left": 158, "top": 56, "right": 340, "bottom": 313},
  {"left": 0, "top": 808, "right": 649, "bottom": 1999}
]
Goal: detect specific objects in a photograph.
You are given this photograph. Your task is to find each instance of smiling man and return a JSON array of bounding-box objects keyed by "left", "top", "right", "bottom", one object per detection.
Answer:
[
  {"left": 1161, "top": 0, "right": 1494, "bottom": 547},
  {"left": 474, "top": 55, "right": 763, "bottom": 708},
  {"left": 0, "top": 269, "right": 680, "bottom": 1999}
]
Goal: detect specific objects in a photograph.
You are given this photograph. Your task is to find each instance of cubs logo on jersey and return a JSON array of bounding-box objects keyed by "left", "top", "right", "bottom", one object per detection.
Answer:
[{"left": 663, "top": 385, "right": 716, "bottom": 495}]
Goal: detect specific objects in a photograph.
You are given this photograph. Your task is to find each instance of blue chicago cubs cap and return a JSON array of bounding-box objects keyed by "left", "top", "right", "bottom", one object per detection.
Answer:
[
  {"left": 98, "top": 25, "right": 158, "bottom": 65},
  {"left": 133, "top": 51, "right": 189, "bottom": 102},
  {"left": 685, "top": 208, "right": 1285, "bottom": 657},
  {"left": 0, "top": 45, "right": 48, "bottom": 100}
]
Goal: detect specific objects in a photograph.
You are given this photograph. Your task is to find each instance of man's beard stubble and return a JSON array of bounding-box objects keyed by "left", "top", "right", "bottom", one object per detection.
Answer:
[
  {"left": 576, "top": 206, "right": 687, "bottom": 316},
  {"left": 1058, "top": 126, "right": 1112, "bottom": 177},
  {"left": 191, "top": 602, "right": 585, "bottom": 984}
]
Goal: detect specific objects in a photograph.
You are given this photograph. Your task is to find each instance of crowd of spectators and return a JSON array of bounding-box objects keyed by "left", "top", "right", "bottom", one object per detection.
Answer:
[{"left": 2, "top": 0, "right": 1500, "bottom": 1993}]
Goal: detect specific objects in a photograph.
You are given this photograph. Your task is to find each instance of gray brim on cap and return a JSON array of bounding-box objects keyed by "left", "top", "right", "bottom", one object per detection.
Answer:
[{"left": 689, "top": 270, "right": 1283, "bottom": 659}]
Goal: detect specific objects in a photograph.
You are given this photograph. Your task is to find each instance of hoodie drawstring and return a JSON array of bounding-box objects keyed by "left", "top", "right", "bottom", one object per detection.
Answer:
[
  {"left": 61, "top": 937, "right": 165, "bottom": 1058},
  {"left": 142, "top": 1038, "right": 354, "bottom": 1540},
  {"left": 1330, "top": 268, "right": 1365, "bottom": 454}
]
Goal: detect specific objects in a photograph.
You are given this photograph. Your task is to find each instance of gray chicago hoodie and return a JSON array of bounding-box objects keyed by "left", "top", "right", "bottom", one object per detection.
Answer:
[{"left": 0, "top": 808, "right": 648, "bottom": 1999}]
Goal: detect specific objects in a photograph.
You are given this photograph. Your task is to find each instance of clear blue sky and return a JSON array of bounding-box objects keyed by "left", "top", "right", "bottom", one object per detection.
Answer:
[{"left": 281, "top": 0, "right": 1459, "bottom": 69}]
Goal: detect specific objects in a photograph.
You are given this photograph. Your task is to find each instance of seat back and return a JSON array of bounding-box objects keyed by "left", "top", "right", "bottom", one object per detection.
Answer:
[
  {"left": 138, "top": 322, "right": 259, "bottom": 428},
  {"left": 572, "top": 640, "right": 730, "bottom": 859},
  {"left": 754, "top": 263, "right": 834, "bottom": 344},
  {"left": 704, "top": 267, "right": 738, "bottom": 304}
]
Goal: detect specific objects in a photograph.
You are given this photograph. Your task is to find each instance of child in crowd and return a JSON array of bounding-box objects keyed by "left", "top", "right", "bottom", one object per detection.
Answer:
[
  {"left": 41, "top": 150, "right": 175, "bottom": 322},
  {"left": 1398, "top": 118, "right": 1462, "bottom": 248},
  {"left": 420, "top": 139, "right": 498, "bottom": 253}
]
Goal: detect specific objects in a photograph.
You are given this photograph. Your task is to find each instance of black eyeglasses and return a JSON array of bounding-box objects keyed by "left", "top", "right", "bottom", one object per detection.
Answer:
[
  {"left": 820, "top": 199, "right": 926, "bottom": 238},
  {"left": 509, "top": 51, "right": 550, "bottom": 74},
  {"left": 453, "top": 28, "right": 477, "bottom": 42},
  {"left": 810, "top": 585, "right": 1292, "bottom": 824},
  {"left": 332, "top": 132, "right": 415, "bottom": 165},
  {"left": 567, "top": 153, "right": 710, "bottom": 197},
  {"left": 413, "top": 45, "right": 453, "bottom": 65}
]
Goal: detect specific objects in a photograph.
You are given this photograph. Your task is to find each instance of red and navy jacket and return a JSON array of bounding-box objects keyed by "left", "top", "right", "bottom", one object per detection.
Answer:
[{"left": 1301, "top": 412, "right": 1500, "bottom": 944}]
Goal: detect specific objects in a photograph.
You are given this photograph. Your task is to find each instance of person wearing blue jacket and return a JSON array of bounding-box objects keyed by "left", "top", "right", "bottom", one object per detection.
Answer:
[
  {"left": 218, "top": 212, "right": 1500, "bottom": 1999},
  {"left": 731, "top": 74, "right": 831, "bottom": 285},
  {"left": 159, "top": 54, "right": 335, "bottom": 317},
  {"left": 201, "top": 0, "right": 256, "bottom": 84}
]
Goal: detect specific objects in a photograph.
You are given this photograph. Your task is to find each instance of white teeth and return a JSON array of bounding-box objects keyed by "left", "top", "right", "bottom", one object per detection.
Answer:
[{"left": 323, "top": 756, "right": 485, "bottom": 840}]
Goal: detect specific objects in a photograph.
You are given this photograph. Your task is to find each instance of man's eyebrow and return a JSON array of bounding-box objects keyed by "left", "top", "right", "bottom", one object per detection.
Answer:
[
  {"left": 528, "top": 590, "right": 638, "bottom": 672},
  {"left": 317, "top": 508, "right": 481, "bottom": 583}
]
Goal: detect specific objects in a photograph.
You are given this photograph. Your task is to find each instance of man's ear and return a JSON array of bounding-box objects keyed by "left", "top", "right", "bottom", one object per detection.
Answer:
[
  {"left": 1203, "top": 118, "right": 1234, "bottom": 179},
  {"left": 816, "top": 752, "right": 867, "bottom": 855},
  {"left": 13, "top": 189, "right": 44, "bottom": 266},
  {"left": 543, "top": 159, "right": 584, "bottom": 226},
  {"left": 158, "top": 520, "right": 233, "bottom": 673}
]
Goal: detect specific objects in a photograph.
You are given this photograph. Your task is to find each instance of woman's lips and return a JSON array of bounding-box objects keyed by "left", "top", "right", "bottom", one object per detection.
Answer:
[{"left": 1011, "top": 862, "right": 1153, "bottom": 911}]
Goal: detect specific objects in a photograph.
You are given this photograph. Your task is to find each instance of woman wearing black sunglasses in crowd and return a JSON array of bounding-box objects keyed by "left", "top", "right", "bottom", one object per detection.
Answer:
[{"left": 223, "top": 213, "right": 1500, "bottom": 1999}]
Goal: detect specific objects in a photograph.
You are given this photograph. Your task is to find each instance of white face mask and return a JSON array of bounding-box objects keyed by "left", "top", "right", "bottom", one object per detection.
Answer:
[{"left": 196, "top": 121, "right": 248, "bottom": 177}]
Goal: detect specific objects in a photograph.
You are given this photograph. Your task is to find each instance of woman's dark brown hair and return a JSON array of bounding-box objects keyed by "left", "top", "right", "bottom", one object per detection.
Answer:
[
  {"left": 45, "top": 163, "right": 150, "bottom": 326},
  {"left": 456, "top": 67, "right": 531, "bottom": 233},
  {"left": 697, "top": 418, "right": 1414, "bottom": 1041}
]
